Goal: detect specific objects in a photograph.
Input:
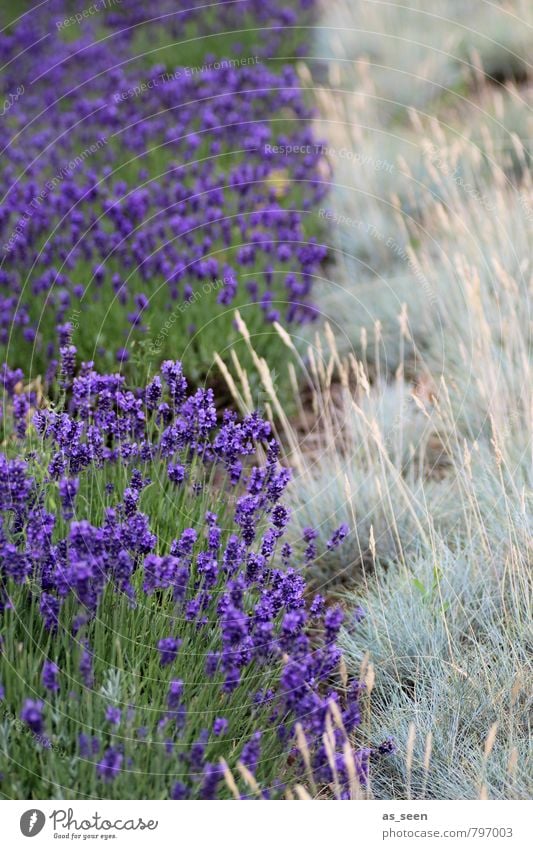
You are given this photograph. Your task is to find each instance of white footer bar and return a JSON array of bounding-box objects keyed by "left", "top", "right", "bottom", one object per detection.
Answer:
[{"left": 1, "top": 799, "right": 530, "bottom": 848}]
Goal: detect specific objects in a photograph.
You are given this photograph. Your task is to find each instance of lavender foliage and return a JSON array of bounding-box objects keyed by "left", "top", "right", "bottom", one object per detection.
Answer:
[{"left": 0, "top": 356, "right": 374, "bottom": 797}]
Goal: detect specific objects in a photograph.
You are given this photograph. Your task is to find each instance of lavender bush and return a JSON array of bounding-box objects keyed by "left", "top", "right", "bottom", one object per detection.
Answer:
[
  {"left": 0, "top": 0, "right": 328, "bottom": 383},
  {"left": 0, "top": 0, "right": 391, "bottom": 801},
  {"left": 0, "top": 353, "right": 382, "bottom": 798}
]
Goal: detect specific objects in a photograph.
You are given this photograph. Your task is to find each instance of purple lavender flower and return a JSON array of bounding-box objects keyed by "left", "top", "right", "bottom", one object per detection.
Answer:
[
  {"left": 310, "top": 594, "right": 325, "bottom": 616},
  {"left": 97, "top": 747, "right": 123, "bottom": 783},
  {"left": 324, "top": 606, "right": 344, "bottom": 642},
  {"left": 58, "top": 477, "right": 79, "bottom": 520},
  {"left": 167, "top": 680, "right": 184, "bottom": 710},
  {"left": 39, "top": 591, "right": 60, "bottom": 631},
  {"left": 240, "top": 732, "right": 262, "bottom": 774},
  {"left": 78, "top": 734, "right": 101, "bottom": 758},
  {"left": 78, "top": 734, "right": 91, "bottom": 757},
  {"left": 168, "top": 463, "right": 186, "bottom": 484},
  {"left": 327, "top": 522, "right": 350, "bottom": 550},
  {"left": 212, "top": 717, "right": 228, "bottom": 737},
  {"left": 122, "top": 486, "right": 139, "bottom": 517},
  {"left": 105, "top": 706, "right": 121, "bottom": 727},
  {"left": 161, "top": 361, "right": 187, "bottom": 405},
  {"left": 170, "top": 782, "right": 188, "bottom": 800},
  {"left": 157, "top": 637, "right": 181, "bottom": 666},
  {"left": 79, "top": 644, "right": 94, "bottom": 688},
  {"left": 145, "top": 376, "right": 162, "bottom": 410},
  {"left": 205, "top": 653, "right": 220, "bottom": 677},
  {"left": 20, "top": 699, "right": 45, "bottom": 735},
  {"left": 378, "top": 738, "right": 396, "bottom": 756},
  {"left": 303, "top": 526, "right": 318, "bottom": 562},
  {"left": 271, "top": 504, "right": 290, "bottom": 529},
  {"left": 42, "top": 660, "right": 60, "bottom": 693},
  {"left": 200, "top": 762, "right": 223, "bottom": 799}
]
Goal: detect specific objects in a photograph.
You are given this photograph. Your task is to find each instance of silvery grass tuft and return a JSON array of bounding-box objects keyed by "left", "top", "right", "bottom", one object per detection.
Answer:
[
  {"left": 224, "top": 256, "right": 531, "bottom": 797},
  {"left": 308, "top": 0, "right": 533, "bottom": 382},
  {"left": 218, "top": 0, "right": 533, "bottom": 799}
]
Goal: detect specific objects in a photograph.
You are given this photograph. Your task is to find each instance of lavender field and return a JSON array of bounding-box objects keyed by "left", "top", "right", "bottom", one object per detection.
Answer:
[{"left": 0, "top": 0, "right": 531, "bottom": 803}]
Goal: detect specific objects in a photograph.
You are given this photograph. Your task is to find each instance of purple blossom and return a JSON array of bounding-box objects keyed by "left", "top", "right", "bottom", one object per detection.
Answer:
[
  {"left": 167, "top": 680, "right": 184, "bottom": 710},
  {"left": 240, "top": 732, "right": 262, "bottom": 774},
  {"left": 42, "top": 660, "right": 60, "bottom": 693},
  {"left": 20, "top": 699, "right": 44, "bottom": 735},
  {"left": 378, "top": 738, "right": 397, "bottom": 756},
  {"left": 105, "top": 706, "right": 122, "bottom": 726},
  {"left": 213, "top": 717, "right": 228, "bottom": 737},
  {"left": 79, "top": 645, "right": 94, "bottom": 688},
  {"left": 78, "top": 734, "right": 91, "bottom": 757},
  {"left": 170, "top": 782, "right": 188, "bottom": 800},
  {"left": 200, "top": 762, "right": 223, "bottom": 799},
  {"left": 168, "top": 463, "right": 186, "bottom": 484},
  {"left": 324, "top": 606, "right": 344, "bottom": 642},
  {"left": 310, "top": 594, "right": 325, "bottom": 616},
  {"left": 157, "top": 637, "right": 181, "bottom": 667},
  {"left": 327, "top": 522, "right": 350, "bottom": 550},
  {"left": 58, "top": 477, "right": 79, "bottom": 519},
  {"left": 97, "top": 747, "right": 123, "bottom": 783},
  {"left": 40, "top": 594, "right": 61, "bottom": 632}
]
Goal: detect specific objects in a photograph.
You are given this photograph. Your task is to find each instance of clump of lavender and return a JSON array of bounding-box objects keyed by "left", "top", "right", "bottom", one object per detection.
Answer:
[
  {"left": 0, "top": 0, "right": 389, "bottom": 801},
  {"left": 0, "top": 0, "right": 326, "bottom": 377}
]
